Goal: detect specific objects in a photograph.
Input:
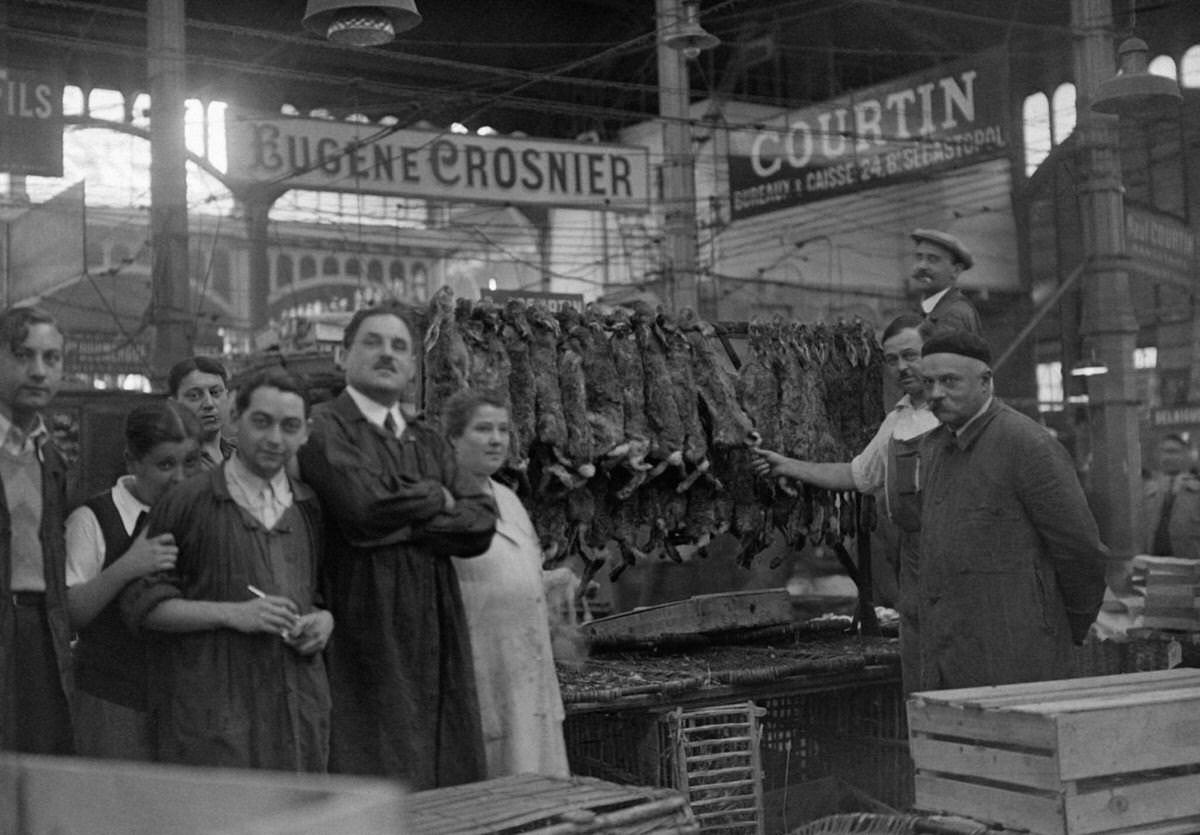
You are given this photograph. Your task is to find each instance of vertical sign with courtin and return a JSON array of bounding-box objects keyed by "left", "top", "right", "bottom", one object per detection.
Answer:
[{"left": 0, "top": 65, "right": 64, "bottom": 177}]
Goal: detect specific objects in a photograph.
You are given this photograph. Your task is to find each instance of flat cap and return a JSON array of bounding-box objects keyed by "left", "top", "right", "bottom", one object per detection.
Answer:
[
  {"left": 911, "top": 228, "right": 973, "bottom": 270},
  {"left": 921, "top": 329, "right": 992, "bottom": 366}
]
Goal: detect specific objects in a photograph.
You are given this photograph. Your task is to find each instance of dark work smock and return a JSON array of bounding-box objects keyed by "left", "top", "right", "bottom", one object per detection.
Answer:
[
  {"left": 297, "top": 392, "right": 497, "bottom": 788},
  {"left": 122, "top": 466, "right": 330, "bottom": 772},
  {"left": 918, "top": 399, "right": 1106, "bottom": 690}
]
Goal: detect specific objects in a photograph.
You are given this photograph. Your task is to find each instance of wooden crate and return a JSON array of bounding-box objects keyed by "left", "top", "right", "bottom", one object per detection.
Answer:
[
  {"left": 908, "top": 669, "right": 1200, "bottom": 835},
  {"left": 667, "top": 703, "right": 767, "bottom": 834},
  {"left": 1135, "top": 555, "right": 1200, "bottom": 631}
]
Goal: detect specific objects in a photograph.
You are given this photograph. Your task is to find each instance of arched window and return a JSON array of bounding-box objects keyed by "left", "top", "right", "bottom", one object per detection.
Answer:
[
  {"left": 1051, "top": 83, "right": 1076, "bottom": 145},
  {"left": 411, "top": 263, "right": 429, "bottom": 301},
  {"left": 87, "top": 88, "right": 124, "bottom": 122},
  {"left": 63, "top": 86, "right": 85, "bottom": 118},
  {"left": 131, "top": 93, "right": 151, "bottom": 129},
  {"left": 1149, "top": 54, "right": 1178, "bottom": 81},
  {"left": 345, "top": 258, "right": 362, "bottom": 279},
  {"left": 367, "top": 259, "right": 384, "bottom": 283},
  {"left": 1183, "top": 45, "right": 1200, "bottom": 88},
  {"left": 276, "top": 254, "right": 294, "bottom": 288},
  {"left": 322, "top": 256, "right": 340, "bottom": 277},
  {"left": 299, "top": 255, "right": 317, "bottom": 280},
  {"left": 210, "top": 248, "right": 232, "bottom": 298},
  {"left": 185, "top": 98, "right": 206, "bottom": 158},
  {"left": 389, "top": 261, "right": 407, "bottom": 297},
  {"left": 1022, "top": 91, "right": 1052, "bottom": 177},
  {"left": 207, "top": 100, "right": 228, "bottom": 172}
]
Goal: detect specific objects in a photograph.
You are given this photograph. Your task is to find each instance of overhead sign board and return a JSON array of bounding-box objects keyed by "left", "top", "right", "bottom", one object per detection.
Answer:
[
  {"left": 226, "top": 111, "right": 651, "bottom": 213},
  {"left": 1126, "top": 205, "right": 1196, "bottom": 287},
  {"left": 0, "top": 65, "right": 64, "bottom": 177},
  {"left": 727, "top": 50, "right": 1010, "bottom": 219}
]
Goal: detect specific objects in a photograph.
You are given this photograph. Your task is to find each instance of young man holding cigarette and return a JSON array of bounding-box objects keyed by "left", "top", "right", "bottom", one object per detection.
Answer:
[{"left": 122, "top": 369, "right": 332, "bottom": 771}]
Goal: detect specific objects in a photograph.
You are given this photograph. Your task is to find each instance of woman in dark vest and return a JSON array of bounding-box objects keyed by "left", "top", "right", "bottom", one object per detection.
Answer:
[{"left": 65, "top": 400, "right": 201, "bottom": 759}]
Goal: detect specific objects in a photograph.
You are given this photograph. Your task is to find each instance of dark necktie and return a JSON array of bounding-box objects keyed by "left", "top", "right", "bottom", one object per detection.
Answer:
[
  {"left": 1153, "top": 477, "right": 1176, "bottom": 556},
  {"left": 132, "top": 511, "right": 149, "bottom": 537},
  {"left": 383, "top": 412, "right": 398, "bottom": 438}
]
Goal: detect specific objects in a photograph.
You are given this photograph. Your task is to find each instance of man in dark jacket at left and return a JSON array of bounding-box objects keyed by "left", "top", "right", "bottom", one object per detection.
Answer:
[
  {"left": 123, "top": 369, "right": 333, "bottom": 771},
  {"left": 0, "top": 305, "right": 73, "bottom": 754}
]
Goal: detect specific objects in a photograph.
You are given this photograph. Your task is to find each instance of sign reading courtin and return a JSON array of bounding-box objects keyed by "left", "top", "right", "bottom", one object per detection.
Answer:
[
  {"left": 226, "top": 111, "right": 651, "bottom": 212},
  {"left": 727, "top": 50, "right": 1010, "bottom": 219},
  {"left": 0, "top": 65, "right": 64, "bottom": 177},
  {"left": 1125, "top": 205, "right": 1196, "bottom": 288}
]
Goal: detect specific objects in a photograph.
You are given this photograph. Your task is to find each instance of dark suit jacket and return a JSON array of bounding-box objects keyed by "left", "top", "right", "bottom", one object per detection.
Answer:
[{"left": 925, "top": 286, "right": 982, "bottom": 335}]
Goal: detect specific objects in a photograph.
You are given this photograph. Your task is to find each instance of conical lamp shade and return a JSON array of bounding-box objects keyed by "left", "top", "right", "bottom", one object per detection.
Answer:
[{"left": 303, "top": 0, "right": 421, "bottom": 46}]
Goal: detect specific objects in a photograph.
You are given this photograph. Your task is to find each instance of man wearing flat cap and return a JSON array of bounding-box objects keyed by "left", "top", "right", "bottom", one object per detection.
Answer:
[
  {"left": 911, "top": 229, "right": 982, "bottom": 336},
  {"left": 916, "top": 330, "right": 1107, "bottom": 690}
]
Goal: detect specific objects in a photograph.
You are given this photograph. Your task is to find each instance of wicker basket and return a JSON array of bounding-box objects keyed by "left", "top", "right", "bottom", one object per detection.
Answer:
[{"left": 784, "top": 813, "right": 990, "bottom": 835}]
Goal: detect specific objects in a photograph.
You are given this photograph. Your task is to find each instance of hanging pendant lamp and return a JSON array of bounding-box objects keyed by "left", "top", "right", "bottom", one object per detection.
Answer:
[
  {"left": 303, "top": 0, "right": 422, "bottom": 47},
  {"left": 1091, "top": 35, "right": 1182, "bottom": 118},
  {"left": 663, "top": 3, "right": 719, "bottom": 60}
]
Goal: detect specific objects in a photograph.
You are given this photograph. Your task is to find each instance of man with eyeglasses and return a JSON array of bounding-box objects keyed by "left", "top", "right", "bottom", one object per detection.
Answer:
[
  {"left": 916, "top": 330, "right": 1107, "bottom": 690},
  {"left": 750, "top": 313, "right": 938, "bottom": 693},
  {"left": 168, "top": 357, "right": 235, "bottom": 470}
]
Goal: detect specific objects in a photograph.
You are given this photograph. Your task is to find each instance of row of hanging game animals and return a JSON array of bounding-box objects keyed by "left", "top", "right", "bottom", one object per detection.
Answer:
[{"left": 422, "top": 287, "right": 885, "bottom": 593}]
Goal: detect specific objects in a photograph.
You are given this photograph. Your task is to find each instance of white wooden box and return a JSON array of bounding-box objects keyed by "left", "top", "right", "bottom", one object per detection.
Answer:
[{"left": 908, "top": 669, "right": 1200, "bottom": 835}]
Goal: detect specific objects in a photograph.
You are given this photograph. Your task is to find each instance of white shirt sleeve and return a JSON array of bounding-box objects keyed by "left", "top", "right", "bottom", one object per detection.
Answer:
[
  {"left": 850, "top": 410, "right": 899, "bottom": 494},
  {"left": 65, "top": 505, "right": 106, "bottom": 588}
]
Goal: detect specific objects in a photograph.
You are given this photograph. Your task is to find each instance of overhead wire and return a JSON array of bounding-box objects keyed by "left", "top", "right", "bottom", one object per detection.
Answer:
[{"left": 12, "top": 0, "right": 1128, "bottom": 320}]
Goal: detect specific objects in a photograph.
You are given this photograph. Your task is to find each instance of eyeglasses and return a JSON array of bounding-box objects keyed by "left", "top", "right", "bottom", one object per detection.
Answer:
[{"left": 181, "top": 385, "right": 227, "bottom": 404}]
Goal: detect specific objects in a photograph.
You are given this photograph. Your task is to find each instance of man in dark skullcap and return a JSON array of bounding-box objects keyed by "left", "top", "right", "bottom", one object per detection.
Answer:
[
  {"left": 911, "top": 228, "right": 982, "bottom": 335},
  {"left": 915, "top": 330, "right": 1107, "bottom": 690}
]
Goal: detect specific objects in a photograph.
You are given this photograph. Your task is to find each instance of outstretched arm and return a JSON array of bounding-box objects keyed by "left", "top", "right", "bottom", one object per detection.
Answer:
[{"left": 750, "top": 447, "right": 855, "bottom": 491}]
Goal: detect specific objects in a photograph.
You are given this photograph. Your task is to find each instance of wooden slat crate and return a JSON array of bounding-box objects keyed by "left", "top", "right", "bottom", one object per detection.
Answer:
[
  {"left": 407, "top": 773, "right": 698, "bottom": 834},
  {"left": 908, "top": 669, "right": 1200, "bottom": 835}
]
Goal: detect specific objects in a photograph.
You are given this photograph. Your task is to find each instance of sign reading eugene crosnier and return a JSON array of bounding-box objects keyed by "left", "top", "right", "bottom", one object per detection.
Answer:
[
  {"left": 0, "top": 65, "right": 64, "bottom": 177},
  {"left": 728, "top": 50, "right": 1010, "bottom": 220},
  {"left": 226, "top": 110, "right": 651, "bottom": 212}
]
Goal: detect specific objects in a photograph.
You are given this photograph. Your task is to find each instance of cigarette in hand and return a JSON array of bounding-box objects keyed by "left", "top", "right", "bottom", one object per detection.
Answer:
[{"left": 247, "top": 585, "right": 290, "bottom": 637}]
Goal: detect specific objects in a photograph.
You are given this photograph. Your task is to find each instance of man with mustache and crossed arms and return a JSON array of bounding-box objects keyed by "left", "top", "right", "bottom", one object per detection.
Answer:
[{"left": 298, "top": 303, "right": 497, "bottom": 788}]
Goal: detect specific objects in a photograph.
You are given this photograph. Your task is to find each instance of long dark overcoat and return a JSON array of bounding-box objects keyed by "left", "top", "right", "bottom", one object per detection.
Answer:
[{"left": 298, "top": 392, "right": 496, "bottom": 788}]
